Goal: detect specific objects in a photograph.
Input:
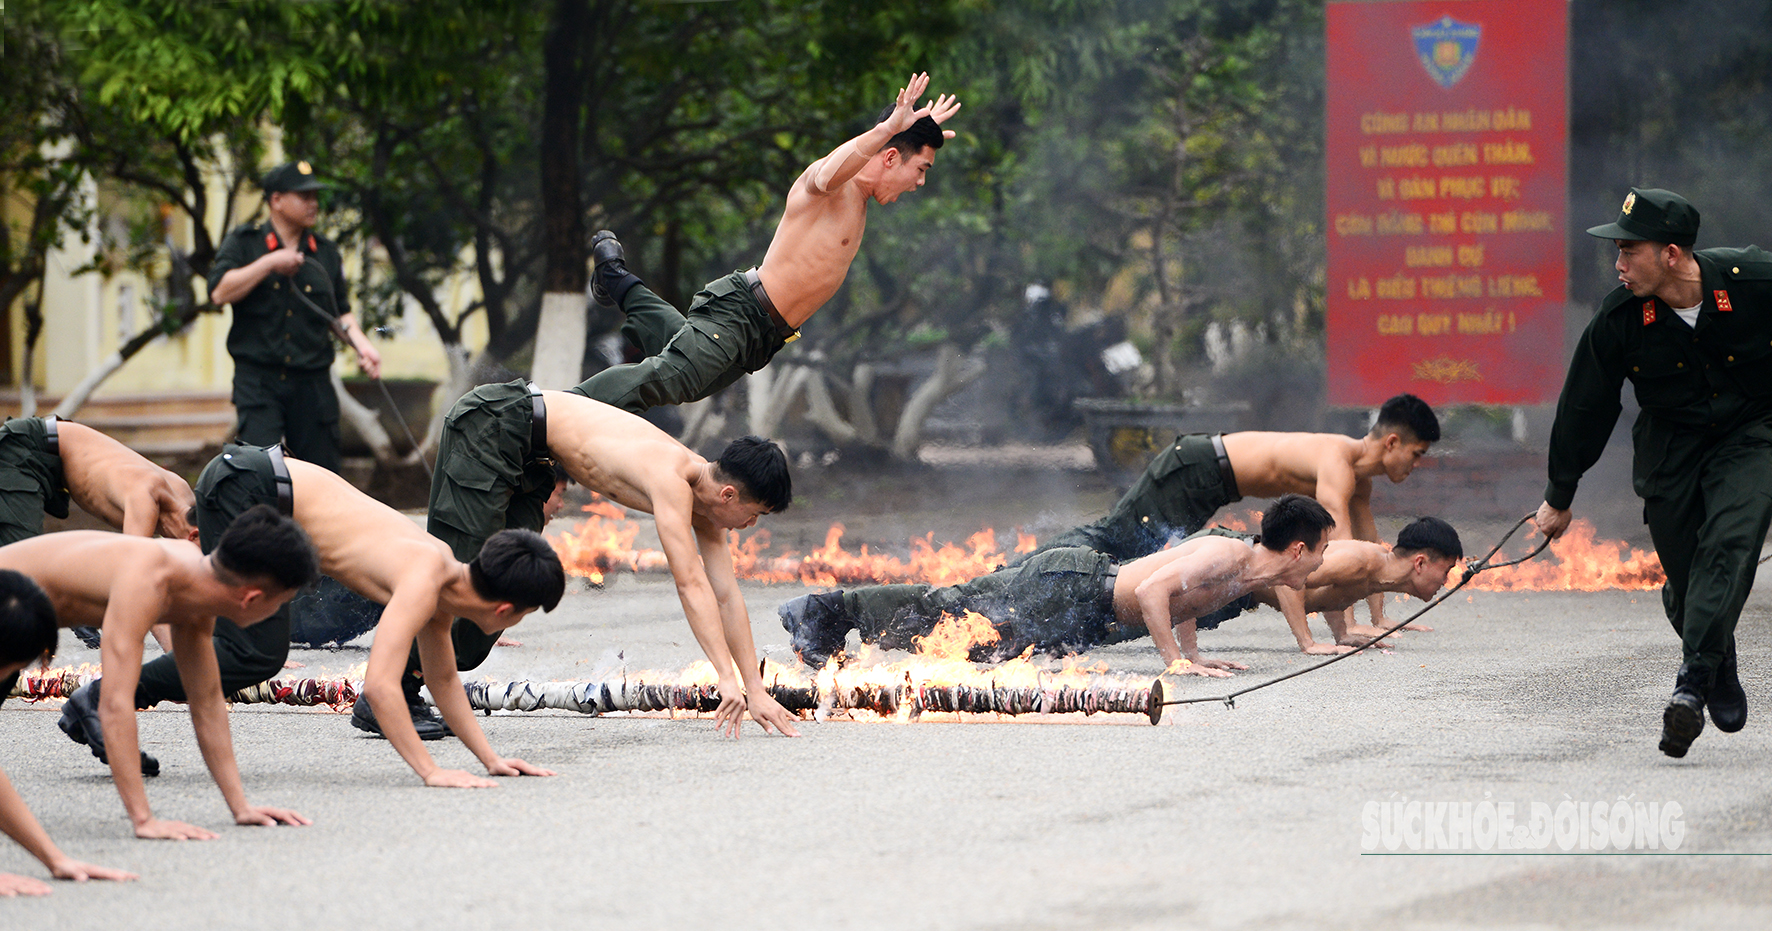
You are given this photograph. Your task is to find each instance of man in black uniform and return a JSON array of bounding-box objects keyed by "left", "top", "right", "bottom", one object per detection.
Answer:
[
  {"left": 1536, "top": 187, "right": 1772, "bottom": 758},
  {"left": 208, "top": 160, "right": 381, "bottom": 472}
]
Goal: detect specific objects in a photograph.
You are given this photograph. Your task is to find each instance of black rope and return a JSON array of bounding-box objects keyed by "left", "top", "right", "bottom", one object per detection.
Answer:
[
  {"left": 1159, "top": 512, "right": 1551, "bottom": 710},
  {"left": 293, "top": 257, "right": 433, "bottom": 478}
]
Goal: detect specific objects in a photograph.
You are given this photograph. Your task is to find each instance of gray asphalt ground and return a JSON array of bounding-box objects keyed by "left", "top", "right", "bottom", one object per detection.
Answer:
[{"left": 4, "top": 462, "right": 1771, "bottom": 929}]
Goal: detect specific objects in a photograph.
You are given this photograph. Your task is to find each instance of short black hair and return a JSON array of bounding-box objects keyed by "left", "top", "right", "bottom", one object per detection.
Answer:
[
  {"left": 1372, "top": 394, "right": 1440, "bottom": 443},
  {"left": 0, "top": 570, "right": 57, "bottom": 667},
  {"left": 1395, "top": 516, "right": 1463, "bottom": 560},
  {"left": 872, "top": 103, "right": 946, "bottom": 159},
  {"left": 470, "top": 529, "right": 565, "bottom": 612},
  {"left": 213, "top": 504, "right": 320, "bottom": 592},
  {"left": 716, "top": 436, "right": 792, "bottom": 514},
  {"left": 552, "top": 461, "right": 571, "bottom": 486},
  {"left": 1259, "top": 494, "right": 1335, "bottom": 551}
]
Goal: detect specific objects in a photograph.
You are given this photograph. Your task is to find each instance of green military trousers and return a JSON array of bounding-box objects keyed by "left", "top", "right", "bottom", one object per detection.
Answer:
[
  {"left": 136, "top": 445, "right": 292, "bottom": 705},
  {"left": 1029, "top": 433, "right": 1241, "bottom": 562},
  {"left": 568, "top": 274, "right": 787, "bottom": 414},
  {"left": 416, "top": 379, "right": 555, "bottom": 677},
  {"left": 844, "top": 547, "right": 1121, "bottom": 660}
]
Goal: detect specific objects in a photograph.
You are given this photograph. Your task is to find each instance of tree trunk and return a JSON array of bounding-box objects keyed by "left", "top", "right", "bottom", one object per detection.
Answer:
[
  {"left": 890, "top": 343, "right": 986, "bottom": 460},
  {"left": 532, "top": 0, "right": 591, "bottom": 388}
]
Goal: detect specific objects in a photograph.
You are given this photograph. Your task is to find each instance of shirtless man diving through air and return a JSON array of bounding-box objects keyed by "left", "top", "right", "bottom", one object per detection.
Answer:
[{"left": 570, "top": 72, "right": 960, "bottom": 413}]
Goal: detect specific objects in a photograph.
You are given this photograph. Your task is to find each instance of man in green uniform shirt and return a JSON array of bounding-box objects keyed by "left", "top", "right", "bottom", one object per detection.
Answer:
[
  {"left": 208, "top": 160, "right": 381, "bottom": 472},
  {"left": 1536, "top": 187, "right": 1772, "bottom": 758}
]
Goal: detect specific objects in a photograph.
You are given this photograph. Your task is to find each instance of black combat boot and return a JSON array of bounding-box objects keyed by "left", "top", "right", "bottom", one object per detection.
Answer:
[
  {"left": 1659, "top": 662, "right": 1712, "bottom": 758},
  {"left": 590, "top": 230, "right": 642, "bottom": 307},
  {"left": 1708, "top": 640, "right": 1747, "bottom": 734},
  {"left": 778, "top": 591, "right": 851, "bottom": 667},
  {"left": 349, "top": 674, "right": 453, "bottom": 740},
  {"left": 57, "top": 680, "right": 160, "bottom": 777}
]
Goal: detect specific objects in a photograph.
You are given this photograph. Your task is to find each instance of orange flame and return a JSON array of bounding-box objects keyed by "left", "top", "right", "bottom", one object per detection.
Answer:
[
  {"left": 911, "top": 611, "right": 1002, "bottom": 660},
  {"left": 547, "top": 499, "right": 1665, "bottom": 593},
  {"left": 1467, "top": 520, "right": 1663, "bottom": 591}
]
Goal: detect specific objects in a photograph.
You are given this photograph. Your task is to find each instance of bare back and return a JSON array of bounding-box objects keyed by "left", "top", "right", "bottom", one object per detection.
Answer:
[
  {"left": 1219, "top": 431, "right": 1365, "bottom": 500},
  {"left": 0, "top": 531, "right": 199, "bottom": 628},
  {"left": 755, "top": 166, "right": 871, "bottom": 326},
  {"left": 542, "top": 391, "right": 704, "bottom": 518},
  {"left": 1248, "top": 539, "right": 1390, "bottom": 615},
  {"left": 284, "top": 459, "right": 454, "bottom": 604},
  {"left": 57, "top": 422, "right": 196, "bottom": 539},
  {"left": 1110, "top": 534, "right": 1259, "bottom": 625}
]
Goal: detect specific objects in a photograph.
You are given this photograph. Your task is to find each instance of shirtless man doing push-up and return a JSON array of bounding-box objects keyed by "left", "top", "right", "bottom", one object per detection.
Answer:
[
  {"left": 5, "top": 508, "right": 317, "bottom": 839},
  {"left": 67, "top": 446, "right": 566, "bottom": 789},
  {"left": 403, "top": 380, "right": 799, "bottom": 738},
  {"left": 1027, "top": 393, "right": 1440, "bottom": 632},
  {"left": 1186, "top": 516, "right": 1463, "bottom": 654},
  {"left": 783, "top": 495, "right": 1336, "bottom": 674}
]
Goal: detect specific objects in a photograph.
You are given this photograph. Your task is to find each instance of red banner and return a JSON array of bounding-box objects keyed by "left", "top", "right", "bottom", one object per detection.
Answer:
[{"left": 1326, "top": 0, "right": 1567, "bottom": 407}]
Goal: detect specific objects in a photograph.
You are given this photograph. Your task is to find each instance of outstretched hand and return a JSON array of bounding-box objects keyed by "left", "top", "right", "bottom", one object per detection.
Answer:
[
  {"left": 882, "top": 73, "right": 960, "bottom": 137},
  {"left": 926, "top": 92, "right": 962, "bottom": 138}
]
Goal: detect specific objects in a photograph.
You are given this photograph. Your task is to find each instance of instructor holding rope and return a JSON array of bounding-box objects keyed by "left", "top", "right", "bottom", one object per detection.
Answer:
[
  {"left": 1538, "top": 188, "right": 1768, "bottom": 759},
  {"left": 209, "top": 160, "right": 382, "bottom": 474}
]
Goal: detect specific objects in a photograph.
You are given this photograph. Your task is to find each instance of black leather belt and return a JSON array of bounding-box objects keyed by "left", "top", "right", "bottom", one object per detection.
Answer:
[
  {"left": 43, "top": 415, "right": 60, "bottom": 456},
  {"left": 743, "top": 268, "right": 799, "bottom": 343},
  {"left": 527, "top": 382, "right": 549, "bottom": 460},
  {"left": 266, "top": 444, "right": 295, "bottom": 516},
  {"left": 1210, "top": 433, "right": 1240, "bottom": 498}
]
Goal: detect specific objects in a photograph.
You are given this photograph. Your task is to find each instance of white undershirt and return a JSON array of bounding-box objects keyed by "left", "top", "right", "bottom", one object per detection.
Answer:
[{"left": 1674, "top": 301, "right": 1702, "bottom": 328}]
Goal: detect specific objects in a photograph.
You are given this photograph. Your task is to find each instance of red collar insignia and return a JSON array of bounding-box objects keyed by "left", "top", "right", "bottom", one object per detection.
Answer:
[
  {"left": 1715, "top": 290, "right": 1733, "bottom": 313},
  {"left": 1642, "top": 300, "right": 1657, "bottom": 325}
]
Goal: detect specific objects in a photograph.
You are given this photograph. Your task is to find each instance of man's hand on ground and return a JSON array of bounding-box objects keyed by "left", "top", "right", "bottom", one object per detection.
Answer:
[
  {"left": 423, "top": 768, "right": 497, "bottom": 789},
  {"left": 233, "top": 805, "right": 312, "bottom": 827},
  {"left": 1302, "top": 642, "right": 1356, "bottom": 656},
  {"left": 134, "top": 818, "right": 219, "bottom": 841},
  {"left": 743, "top": 692, "right": 802, "bottom": 737},
  {"left": 47, "top": 857, "right": 138, "bottom": 884},
  {"left": 0, "top": 873, "right": 52, "bottom": 896},
  {"left": 486, "top": 758, "right": 555, "bottom": 778}
]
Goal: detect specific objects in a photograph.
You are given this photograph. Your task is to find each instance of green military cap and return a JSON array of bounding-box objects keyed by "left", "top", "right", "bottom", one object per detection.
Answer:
[
  {"left": 1585, "top": 187, "right": 1699, "bottom": 247},
  {"left": 262, "top": 160, "right": 327, "bottom": 193}
]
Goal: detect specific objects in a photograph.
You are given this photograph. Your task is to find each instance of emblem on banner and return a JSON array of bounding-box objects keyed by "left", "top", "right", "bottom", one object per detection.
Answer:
[
  {"left": 1643, "top": 301, "right": 1657, "bottom": 325},
  {"left": 1715, "top": 290, "right": 1733, "bottom": 313},
  {"left": 1412, "top": 16, "right": 1481, "bottom": 89}
]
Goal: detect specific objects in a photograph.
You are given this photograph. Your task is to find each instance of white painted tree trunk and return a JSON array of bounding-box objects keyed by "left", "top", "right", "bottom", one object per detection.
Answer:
[{"left": 530, "top": 290, "right": 588, "bottom": 389}]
